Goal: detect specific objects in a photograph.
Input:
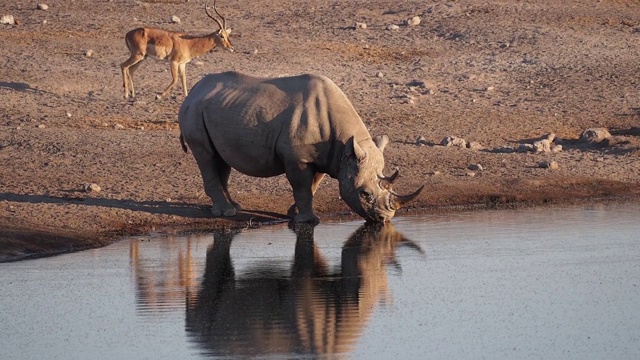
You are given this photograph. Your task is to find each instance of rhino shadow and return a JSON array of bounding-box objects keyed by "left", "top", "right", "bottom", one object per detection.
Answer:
[{"left": 184, "top": 222, "right": 423, "bottom": 357}]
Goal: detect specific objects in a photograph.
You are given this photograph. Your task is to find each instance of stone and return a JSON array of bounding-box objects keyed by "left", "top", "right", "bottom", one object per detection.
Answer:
[
  {"left": 467, "top": 163, "right": 483, "bottom": 171},
  {"left": 37, "top": 4, "right": 49, "bottom": 10},
  {"left": 580, "top": 128, "right": 611, "bottom": 143},
  {"left": 405, "top": 16, "right": 421, "bottom": 26},
  {"left": 416, "top": 135, "right": 427, "bottom": 146},
  {"left": 84, "top": 49, "right": 94, "bottom": 57},
  {"left": 170, "top": 15, "right": 181, "bottom": 23},
  {"left": 114, "top": 124, "right": 125, "bottom": 130},
  {"left": 538, "top": 160, "right": 559, "bottom": 169},
  {"left": 533, "top": 138, "right": 553, "bottom": 153},
  {"left": 376, "top": 72, "right": 384, "bottom": 78},
  {"left": 441, "top": 135, "right": 466, "bottom": 148},
  {"left": 355, "top": 22, "right": 367, "bottom": 29},
  {"left": 82, "top": 183, "right": 101, "bottom": 193},
  {"left": 467, "top": 141, "right": 483, "bottom": 151},
  {"left": 517, "top": 143, "right": 534, "bottom": 153},
  {"left": 1, "top": 15, "right": 15, "bottom": 25},
  {"left": 387, "top": 24, "right": 400, "bottom": 31},
  {"left": 551, "top": 144, "right": 563, "bottom": 153}
]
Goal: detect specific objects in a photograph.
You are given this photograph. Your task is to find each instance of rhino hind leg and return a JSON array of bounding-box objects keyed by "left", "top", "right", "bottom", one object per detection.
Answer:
[{"left": 189, "top": 140, "right": 239, "bottom": 217}]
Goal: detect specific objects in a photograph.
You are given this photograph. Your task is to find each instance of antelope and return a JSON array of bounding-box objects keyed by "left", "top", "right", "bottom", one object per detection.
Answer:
[{"left": 120, "top": 0, "right": 234, "bottom": 100}]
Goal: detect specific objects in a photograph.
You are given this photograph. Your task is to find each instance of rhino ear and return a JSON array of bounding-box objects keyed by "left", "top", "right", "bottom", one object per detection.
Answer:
[
  {"left": 373, "top": 135, "right": 389, "bottom": 153},
  {"left": 345, "top": 136, "right": 367, "bottom": 162}
]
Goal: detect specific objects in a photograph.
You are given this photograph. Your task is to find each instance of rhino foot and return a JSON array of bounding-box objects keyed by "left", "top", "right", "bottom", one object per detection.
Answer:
[
  {"left": 294, "top": 212, "right": 320, "bottom": 224},
  {"left": 211, "top": 207, "right": 237, "bottom": 217}
]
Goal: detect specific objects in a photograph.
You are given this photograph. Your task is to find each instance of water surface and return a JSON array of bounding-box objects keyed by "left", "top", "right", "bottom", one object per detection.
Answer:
[{"left": 1, "top": 203, "right": 640, "bottom": 359}]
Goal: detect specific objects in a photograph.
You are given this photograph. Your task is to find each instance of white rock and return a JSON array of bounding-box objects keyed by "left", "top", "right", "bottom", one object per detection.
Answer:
[
  {"left": 84, "top": 49, "right": 94, "bottom": 57},
  {"left": 441, "top": 135, "right": 466, "bottom": 148},
  {"left": 376, "top": 72, "right": 384, "bottom": 78},
  {"left": 1, "top": 15, "right": 15, "bottom": 25},
  {"left": 114, "top": 124, "right": 125, "bottom": 130},
  {"left": 387, "top": 24, "right": 400, "bottom": 31},
  {"left": 405, "top": 16, "right": 421, "bottom": 26},
  {"left": 580, "top": 128, "right": 611, "bottom": 143},
  {"left": 467, "top": 141, "right": 483, "bottom": 151},
  {"left": 37, "top": 124, "right": 46, "bottom": 129},
  {"left": 170, "top": 15, "right": 181, "bottom": 23},
  {"left": 193, "top": 60, "right": 205, "bottom": 66},
  {"left": 533, "top": 138, "right": 552, "bottom": 153},
  {"left": 355, "top": 22, "right": 367, "bottom": 29},
  {"left": 82, "top": 183, "right": 101, "bottom": 193},
  {"left": 66, "top": 112, "right": 72, "bottom": 118},
  {"left": 37, "top": 4, "right": 49, "bottom": 10}
]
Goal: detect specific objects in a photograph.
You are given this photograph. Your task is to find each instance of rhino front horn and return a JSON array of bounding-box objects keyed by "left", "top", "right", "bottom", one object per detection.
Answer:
[{"left": 391, "top": 185, "right": 425, "bottom": 209}]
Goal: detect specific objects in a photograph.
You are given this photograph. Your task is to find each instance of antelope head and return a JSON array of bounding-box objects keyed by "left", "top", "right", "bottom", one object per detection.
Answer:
[{"left": 205, "top": 0, "right": 234, "bottom": 52}]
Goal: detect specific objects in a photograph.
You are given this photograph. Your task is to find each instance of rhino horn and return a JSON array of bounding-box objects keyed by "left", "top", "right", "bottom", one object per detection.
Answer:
[
  {"left": 390, "top": 185, "right": 425, "bottom": 209},
  {"left": 378, "top": 169, "right": 400, "bottom": 189}
]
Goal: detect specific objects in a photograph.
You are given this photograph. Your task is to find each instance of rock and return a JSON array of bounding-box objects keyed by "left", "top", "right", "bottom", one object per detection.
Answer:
[
  {"left": 387, "top": 24, "right": 400, "bottom": 31},
  {"left": 533, "top": 138, "right": 553, "bottom": 153},
  {"left": 538, "top": 160, "right": 559, "bottom": 170},
  {"left": 355, "top": 22, "right": 367, "bottom": 29},
  {"left": 494, "top": 146, "right": 515, "bottom": 153},
  {"left": 485, "top": 86, "right": 495, "bottom": 91},
  {"left": 82, "top": 183, "right": 101, "bottom": 193},
  {"left": 37, "top": 4, "right": 49, "bottom": 10},
  {"left": 543, "top": 133, "right": 556, "bottom": 142},
  {"left": 1, "top": 15, "right": 15, "bottom": 25},
  {"left": 465, "top": 171, "right": 476, "bottom": 177},
  {"left": 580, "top": 128, "right": 611, "bottom": 143},
  {"left": 376, "top": 72, "right": 384, "bottom": 78},
  {"left": 551, "top": 144, "right": 563, "bottom": 153},
  {"left": 416, "top": 135, "right": 427, "bottom": 146},
  {"left": 517, "top": 143, "right": 534, "bottom": 153},
  {"left": 114, "top": 124, "right": 124, "bottom": 130},
  {"left": 84, "top": 49, "right": 94, "bottom": 57},
  {"left": 441, "top": 135, "right": 466, "bottom": 148},
  {"left": 37, "top": 124, "right": 46, "bottom": 129},
  {"left": 66, "top": 112, "right": 72, "bottom": 118},
  {"left": 170, "top": 15, "right": 181, "bottom": 23},
  {"left": 251, "top": 48, "right": 259, "bottom": 55},
  {"left": 431, "top": 171, "right": 441, "bottom": 176},
  {"left": 467, "top": 163, "right": 483, "bottom": 171},
  {"left": 193, "top": 60, "right": 205, "bottom": 66},
  {"left": 405, "top": 16, "right": 421, "bottom": 26},
  {"left": 467, "top": 141, "right": 483, "bottom": 151}
]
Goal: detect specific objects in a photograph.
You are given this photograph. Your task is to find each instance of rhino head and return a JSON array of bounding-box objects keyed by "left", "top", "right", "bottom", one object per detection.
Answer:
[{"left": 338, "top": 135, "right": 424, "bottom": 222}]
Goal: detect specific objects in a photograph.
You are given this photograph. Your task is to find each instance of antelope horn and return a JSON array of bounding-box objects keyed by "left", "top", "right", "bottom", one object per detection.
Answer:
[
  {"left": 213, "top": 0, "right": 228, "bottom": 31},
  {"left": 205, "top": 1, "right": 224, "bottom": 31},
  {"left": 379, "top": 169, "right": 399, "bottom": 189},
  {"left": 390, "top": 185, "right": 425, "bottom": 210}
]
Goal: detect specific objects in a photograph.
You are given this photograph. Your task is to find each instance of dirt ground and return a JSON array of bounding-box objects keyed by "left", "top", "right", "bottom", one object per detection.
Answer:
[{"left": 1, "top": 0, "right": 639, "bottom": 262}]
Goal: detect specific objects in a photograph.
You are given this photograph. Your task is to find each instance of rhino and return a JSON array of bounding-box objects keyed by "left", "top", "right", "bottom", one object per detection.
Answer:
[{"left": 178, "top": 71, "right": 423, "bottom": 223}]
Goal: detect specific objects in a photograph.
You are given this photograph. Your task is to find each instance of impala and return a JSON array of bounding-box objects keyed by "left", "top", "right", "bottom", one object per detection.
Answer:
[{"left": 120, "top": 0, "right": 234, "bottom": 100}]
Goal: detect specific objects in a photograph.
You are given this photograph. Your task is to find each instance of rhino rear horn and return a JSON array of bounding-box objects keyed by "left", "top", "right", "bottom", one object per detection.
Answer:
[{"left": 391, "top": 185, "right": 425, "bottom": 209}]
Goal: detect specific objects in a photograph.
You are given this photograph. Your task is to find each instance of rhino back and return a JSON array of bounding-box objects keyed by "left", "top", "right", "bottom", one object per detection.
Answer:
[{"left": 180, "top": 72, "right": 372, "bottom": 177}]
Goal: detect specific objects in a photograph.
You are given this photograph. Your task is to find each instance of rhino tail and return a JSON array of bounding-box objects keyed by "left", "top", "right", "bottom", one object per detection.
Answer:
[{"left": 179, "top": 133, "right": 189, "bottom": 154}]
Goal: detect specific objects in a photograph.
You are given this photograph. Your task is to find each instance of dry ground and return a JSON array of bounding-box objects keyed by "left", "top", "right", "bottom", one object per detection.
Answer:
[{"left": 1, "top": 0, "right": 640, "bottom": 262}]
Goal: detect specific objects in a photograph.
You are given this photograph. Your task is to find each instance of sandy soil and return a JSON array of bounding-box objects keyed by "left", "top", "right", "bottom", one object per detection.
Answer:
[{"left": 1, "top": 0, "right": 639, "bottom": 262}]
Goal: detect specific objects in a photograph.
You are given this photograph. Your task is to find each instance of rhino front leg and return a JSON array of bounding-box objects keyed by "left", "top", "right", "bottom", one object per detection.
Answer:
[
  {"left": 285, "top": 165, "right": 320, "bottom": 223},
  {"left": 190, "top": 147, "right": 239, "bottom": 217},
  {"left": 287, "top": 172, "right": 325, "bottom": 219}
]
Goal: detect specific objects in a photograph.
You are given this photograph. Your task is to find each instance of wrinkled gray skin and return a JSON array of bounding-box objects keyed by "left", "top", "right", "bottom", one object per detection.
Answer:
[{"left": 178, "top": 71, "right": 423, "bottom": 223}]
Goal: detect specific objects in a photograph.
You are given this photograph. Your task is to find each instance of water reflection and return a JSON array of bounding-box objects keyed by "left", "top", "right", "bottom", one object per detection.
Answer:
[{"left": 182, "top": 222, "right": 422, "bottom": 358}]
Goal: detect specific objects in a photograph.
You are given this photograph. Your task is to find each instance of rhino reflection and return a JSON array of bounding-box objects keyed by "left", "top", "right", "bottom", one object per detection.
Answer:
[{"left": 185, "top": 223, "right": 422, "bottom": 357}]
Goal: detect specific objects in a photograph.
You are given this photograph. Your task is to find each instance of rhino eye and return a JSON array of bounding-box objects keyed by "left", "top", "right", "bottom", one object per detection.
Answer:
[{"left": 359, "top": 190, "right": 373, "bottom": 202}]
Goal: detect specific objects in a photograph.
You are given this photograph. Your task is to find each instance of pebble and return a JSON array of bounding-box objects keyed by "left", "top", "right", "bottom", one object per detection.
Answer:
[
  {"left": 405, "top": 16, "right": 421, "bottom": 26},
  {"left": 355, "top": 22, "right": 367, "bottom": 29},
  {"left": 387, "top": 24, "right": 400, "bottom": 31},
  {"left": 441, "top": 135, "right": 467, "bottom": 148},
  {"left": 37, "top": 124, "right": 46, "bottom": 129},
  {"left": 82, "top": 183, "right": 101, "bottom": 193},
  {"left": 467, "top": 141, "right": 483, "bottom": 151},
  {"left": 580, "top": 128, "right": 611, "bottom": 143},
  {"left": 37, "top": 3, "right": 49, "bottom": 10},
  {"left": 170, "top": 15, "right": 181, "bottom": 23},
  {"left": 376, "top": 72, "right": 384, "bottom": 78},
  {"left": 84, "top": 49, "right": 94, "bottom": 57},
  {"left": 114, "top": 124, "right": 124, "bottom": 130},
  {"left": 467, "top": 163, "right": 483, "bottom": 171},
  {"left": 416, "top": 135, "right": 427, "bottom": 146},
  {"left": 538, "top": 160, "right": 559, "bottom": 169},
  {"left": 1, "top": 15, "right": 15, "bottom": 25}
]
